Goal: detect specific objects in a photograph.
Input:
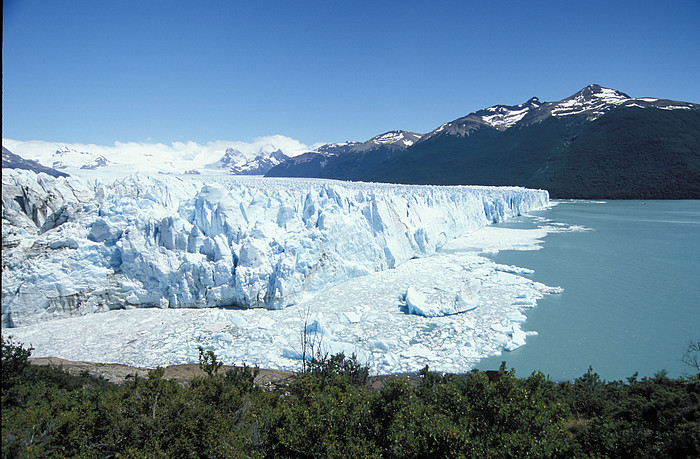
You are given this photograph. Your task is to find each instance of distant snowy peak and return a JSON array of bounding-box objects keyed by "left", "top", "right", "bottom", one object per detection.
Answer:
[
  {"left": 42, "top": 146, "right": 100, "bottom": 169},
  {"left": 428, "top": 97, "right": 543, "bottom": 138},
  {"left": 205, "top": 148, "right": 246, "bottom": 169},
  {"left": 365, "top": 130, "right": 423, "bottom": 149},
  {"left": 49, "top": 146, "right": 133, "bottom": 172},
  {"left": 544, "top": 84, "right": 697, "bottom": 120},
  {"left": 55, "top": 146, "right": 92, "bottom": 157},
  {"left": 2, "top": 146, "right": 69, "bottom": 178},
  {"left": 229, "top": 149, "right": 290, "bottom": 175},
  {"left": 477, "top": 97, "right": 543, "bottom": 130},
  {"left": 548, "top": 84, "right": 630, "bottom": 118},
  {"left": 618, "top": 97, "right": 697, "bottom": 111},
  {"left": 426, "top": 84, "right": 698, "bottom": 139},
  {"left": 313, "top": 130, "right": 423, "bottom": 156},
  {"left": 314, "top": 141, "right": 362, "bottom": 156},
  {"left": 80, "top": 155, "right": 112, "bottom": 170},
  {"left": 205, "top": 147, "right": 291, "bottom": 175}
]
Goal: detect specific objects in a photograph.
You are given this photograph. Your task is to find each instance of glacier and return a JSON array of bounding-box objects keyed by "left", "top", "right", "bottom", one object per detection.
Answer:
[
  {"left": 2, "top": 169, "right": 568, "bottom": 373},
  {"left": 2, "top": 169, "right": 548, "bottom": 327}
]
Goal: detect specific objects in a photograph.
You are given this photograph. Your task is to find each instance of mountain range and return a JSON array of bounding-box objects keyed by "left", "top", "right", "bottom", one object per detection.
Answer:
[
  {"left": 2, "top": 146, "right": 69, "bottom": 178},
  {"left": 3, "top": 85, "right": 699, "bottom": 198},
  {"left": 267, "top": 85, "right": 700, "bottom": 199}
]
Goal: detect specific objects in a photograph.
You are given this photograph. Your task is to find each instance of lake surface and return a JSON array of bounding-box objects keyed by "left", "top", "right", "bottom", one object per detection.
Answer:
[{"left": 475, "top": 200, "right": 700, "bottom": 381}]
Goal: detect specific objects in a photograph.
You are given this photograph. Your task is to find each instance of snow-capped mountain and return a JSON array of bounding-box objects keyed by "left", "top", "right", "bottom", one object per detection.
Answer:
[
  {"left": 46, "top": 146, "right": 102, "bottom": 170},
  {"left": 303, "top": 130, "right": 422, "bottom": 157},
  {"left": 411, "top": 84, "right": 695, "bottom": 140},
  {"left": 2, "top": 137, "right": 310, "bottom": 177},
  {"left": 427, "top": 97, "right": 544, "bottom": 138},
  {"left": 546, "top": 85, "right": 631, "bottom": 119},
  {"left": 205, "top": 147, "right": 247, "bottom": 169},
  {"left": 80, "top": 155, "right": 112, "bottom": 170},
  {"left": 2, "top": 146, "right": 69, "bottom": 178},
  {"left": 266, "top": 130, "right": 422, "bottom": 180},
  {"left": 345, "top": 130, "right": 423, "bottom": 151},
  {"left": 268, "top": 85, "right": 700, "bottom": 199},
  {"left": 228, "top": 149, "right": 290, "bottom": 175},
  {"left": 195, "top": 147, "right": 292, "bottom": 175}
]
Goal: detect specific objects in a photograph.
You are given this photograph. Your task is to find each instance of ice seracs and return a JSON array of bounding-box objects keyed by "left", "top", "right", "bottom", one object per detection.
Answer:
[{"left": 2, "top": 170, "right": 549, "bottom": 328}]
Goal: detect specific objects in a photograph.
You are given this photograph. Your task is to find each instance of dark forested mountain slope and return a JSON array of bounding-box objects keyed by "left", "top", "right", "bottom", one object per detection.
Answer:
[{"left": 267, "top": 86, "right": 700, "bottom": 199}]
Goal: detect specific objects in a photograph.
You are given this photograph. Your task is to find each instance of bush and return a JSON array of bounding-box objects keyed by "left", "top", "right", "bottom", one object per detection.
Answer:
[
  {"left": 305, "top": 352, "right": 370, "bottom": 387},
  {"left": 1, "top": 336, "right": 32, "bottom": 391},
  {"left": 3, "top": 338, "right": 699, "bottom": 457}
]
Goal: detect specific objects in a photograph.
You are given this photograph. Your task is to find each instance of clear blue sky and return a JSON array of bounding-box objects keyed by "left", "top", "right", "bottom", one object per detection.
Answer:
[{"left": 3, "top": 0, "right": 700, "bottom": 146}]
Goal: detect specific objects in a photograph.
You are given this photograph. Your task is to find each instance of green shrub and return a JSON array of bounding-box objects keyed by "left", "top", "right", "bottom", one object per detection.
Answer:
[
  {"left": 305, "top": 352, "right": 370, "bottom": 387},
  {"left": 1, "top": 336, "right": 32, "bottom": 392},
  {"left": 3, "top": 337, "right": 699, "bottom": 457}
]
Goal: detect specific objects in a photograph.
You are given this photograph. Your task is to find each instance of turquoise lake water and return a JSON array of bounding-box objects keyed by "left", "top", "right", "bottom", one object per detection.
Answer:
[{"left": 475, "top": 200, "right": 700, "bottom": 381}]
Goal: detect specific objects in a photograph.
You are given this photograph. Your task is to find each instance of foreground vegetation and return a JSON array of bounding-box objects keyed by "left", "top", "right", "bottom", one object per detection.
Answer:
[{"left": 2, "top": 336, "right": 699, "bottom": 458}]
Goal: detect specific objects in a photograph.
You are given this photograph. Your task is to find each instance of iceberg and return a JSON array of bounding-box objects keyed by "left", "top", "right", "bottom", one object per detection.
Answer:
[
  {"left": 403, "top": 278, "right": 481, "bottom": 317},
  {"left": 2, "top": 169, "right": 549, "bottom": 328}
]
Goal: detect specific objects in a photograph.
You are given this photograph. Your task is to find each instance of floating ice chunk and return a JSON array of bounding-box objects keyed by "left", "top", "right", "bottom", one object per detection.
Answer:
[
  {"left": 506, "top": 310, "right": 528, "bottom": 322},
  {"left": 403, "top": 282, "right": 479, "bottom": 317},
  {"left": 48, "top": 237, "right": 80, "bottom": 250},
  {"left": 536, "top": 284, "right": 563, "bottom": 294},
  {"left": 513, "top": 297, "right": 536, "bottom": 307},
  {"left": 491, "top": 323, "right": 511, "bottom": 334},
  {"left": 204, "top": 322, "right": 229, "bottom": 333},
  {"left": 496, "top": 264, "right": 534, "bottom": 275},
  {"left": 404, "top": 287, "right": 428, "bottom": 314},
  {"left": 505, "top": 324, "right": 528, "bottom": 351}
]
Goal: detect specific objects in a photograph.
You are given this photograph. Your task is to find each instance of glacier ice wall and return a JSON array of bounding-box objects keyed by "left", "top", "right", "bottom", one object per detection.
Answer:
[{"left": 2, "top": 170, "right": 549, "bottom": 327}]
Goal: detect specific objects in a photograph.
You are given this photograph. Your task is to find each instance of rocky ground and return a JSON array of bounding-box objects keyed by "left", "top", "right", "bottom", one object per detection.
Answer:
[
  {"left": 29, "top": 357, "right": 424, "bottom": 389},
  {"left": 29, "top": 357, "right": 295, "bottom": 387}
]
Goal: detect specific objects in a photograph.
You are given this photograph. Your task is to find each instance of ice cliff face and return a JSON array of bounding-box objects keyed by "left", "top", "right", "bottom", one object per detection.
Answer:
[{"left": 2, "top": 170, "right": 548, "bottom": 327}]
